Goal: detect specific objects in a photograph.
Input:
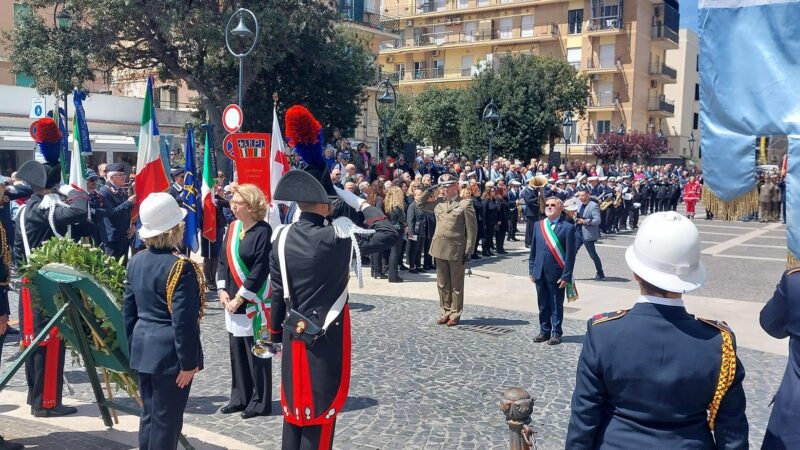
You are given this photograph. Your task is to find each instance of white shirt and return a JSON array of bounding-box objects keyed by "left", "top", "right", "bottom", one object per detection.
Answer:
[{"left": 636, "top": 295, "right": 685, "bottom": 308}]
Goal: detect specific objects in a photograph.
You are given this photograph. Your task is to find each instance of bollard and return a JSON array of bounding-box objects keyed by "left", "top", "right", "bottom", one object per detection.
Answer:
[{"left": 499, "top": 387, "right": 534, "bottom": 450}]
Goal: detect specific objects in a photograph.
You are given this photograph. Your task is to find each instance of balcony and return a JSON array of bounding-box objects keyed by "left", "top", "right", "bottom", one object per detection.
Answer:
[
  {"left": 385, "top": 67, "right": 476, "bottom": 84},
  {"left": 339, "top": 1, "right": 400, "bottom": 38},
  {"left": 384, "top": 0, "right": 553, "bottom": 19},
  {"left": 586, "top": 15, "right": 624, "bottom": 35},
  {"left": 648, "top": 96, "right": 675, "bottom": 116},
  {"left": 649, "top": 63, "right": 677, "bottom": 84},
  {"left": 584, "top": 57, "right": 620, "bottom": 74},
  {"left": 379, "top": 23, "right": 558, "bottom": 53},
  {"left": 651, "top": 24, "right": 679, "bottom": 49},
  {"left": 586, "top": 92, "right": 619, "bottom": 111}
]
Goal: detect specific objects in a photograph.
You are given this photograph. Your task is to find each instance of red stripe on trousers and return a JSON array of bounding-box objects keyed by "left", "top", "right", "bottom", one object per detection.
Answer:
[
  {"left": 318, "top": 421, "right": 335, "bottom": 450},
  {"left": 42, "top": 331, "right": 61, "bottom": 409}
]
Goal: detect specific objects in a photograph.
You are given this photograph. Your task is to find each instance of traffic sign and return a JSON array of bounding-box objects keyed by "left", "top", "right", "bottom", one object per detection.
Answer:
[
  {"left": 222, "top": 104, "right": 243, "bottom": 133},
  {"left": 30, "top": 98, "right": 45, "bottom": 118}
]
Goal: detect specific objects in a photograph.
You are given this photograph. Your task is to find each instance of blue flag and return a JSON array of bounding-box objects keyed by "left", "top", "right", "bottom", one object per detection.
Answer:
[
  {"left": 181, "top": 125, "right": 201, "bottom": 252},
  {"left": 699, "top": 0, "right": 800, "bottom": 261},
  {"left": 72, "top": 89, "right": 92, "bottom": 155}
]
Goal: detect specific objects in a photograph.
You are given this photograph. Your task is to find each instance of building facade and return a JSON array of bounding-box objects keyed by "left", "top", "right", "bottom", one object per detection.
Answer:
[
  {"left": 378, "top": 0, "right": 681, "bottom": 160},
  {"left": 664, "top": 28, "right": 698, "bottom": 165}
]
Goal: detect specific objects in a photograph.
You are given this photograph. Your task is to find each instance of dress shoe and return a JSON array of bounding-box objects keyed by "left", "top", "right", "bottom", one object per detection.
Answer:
[
  {"left": 33, "top": 405, "right": 77, "bottom": 417},
  {"left": 409, "top": 268, "right": 419, "bottom": 274},
  {"left": 437, "top": 317, "right": 449, "bottom": 325},
  {"left": 388, "top": 278, "right": 404, "bottom": 283},
  {"left": 0, "top": 436, "right": 24, "bottom": 450},
  {"left": 219, "top": 404, "right": 246, "bottom": 414},
  {"left": 497, "top": 250, "right": 508, "bottom": 255},
  {"left": 594, "top": 274, "right": 605, "bottom": 281},
  {"left": 533, "top": 333, "right": 550, "bottom": 343},
  {"left": 241, "top": 410, "right": 260, "bottom": 419},
  {"left": 423, "top": 265, "right": 436, "bottom": 270},
  {"left": 548, "top": 336, "right": 562, "bottom": 345},
  {"left": 446, "top": 319, "right": 459, "bottom": 327},
  {"left": 399, "top": 265, "right": 409, "bottom": 271},
  {"left": 416, "top": 268, "right": 427, "bottom": 273},
  {"left": 471, "top": 254, "right": 481, "bottom": 260},
  {"left": 376, "top": 273, "right": 388, "bottom": 279}
]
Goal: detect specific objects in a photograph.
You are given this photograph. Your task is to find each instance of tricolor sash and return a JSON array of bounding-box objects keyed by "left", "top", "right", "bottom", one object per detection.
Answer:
[
  {"left": 226, "top": 220, "right": 271, "bottom": 339},
  {"left": 540, "top": 218, "right": 579, "bottom": 302}
]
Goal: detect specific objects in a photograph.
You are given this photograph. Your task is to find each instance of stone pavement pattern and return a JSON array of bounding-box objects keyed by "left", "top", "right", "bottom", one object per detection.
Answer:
[{"left": 1, "top": 292, "right": 787, "bottom": 449}]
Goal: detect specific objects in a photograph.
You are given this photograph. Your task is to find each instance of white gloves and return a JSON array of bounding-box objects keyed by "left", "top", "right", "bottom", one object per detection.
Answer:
[
  {"left": 57, "top": 184, "right": 77, "bottom": 197},
  {"left": 334, "top": 186, "right": 368, "bottom": 212}
]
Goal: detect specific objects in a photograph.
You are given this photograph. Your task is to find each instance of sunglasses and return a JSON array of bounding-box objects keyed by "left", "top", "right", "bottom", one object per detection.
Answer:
[{"left": 545, "top": 203, "right": 559, "bottom": 207}]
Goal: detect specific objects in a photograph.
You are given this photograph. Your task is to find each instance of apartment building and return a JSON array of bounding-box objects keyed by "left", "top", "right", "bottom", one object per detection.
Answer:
[
  {"left": 0, "top": 0, "right": 191, "bottom": 174},
  {"left": 664, "top": 28, "right": 698, "bottom": 164},
  {"left": 378, "top": 0, "right": 681, "bottom": 160}
]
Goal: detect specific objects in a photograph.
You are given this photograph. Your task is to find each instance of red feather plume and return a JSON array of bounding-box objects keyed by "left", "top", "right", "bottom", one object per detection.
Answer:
[
  {"left": 30, "top": 118, "right": 62, "bottom": 144},
  {"left": 285, "top": 105, "right": 321, "bottom": 147}
]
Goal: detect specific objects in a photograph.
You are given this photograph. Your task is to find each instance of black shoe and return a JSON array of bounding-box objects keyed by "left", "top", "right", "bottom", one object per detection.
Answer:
[
  {"left": 548, "top": 336, "right": 562, "bottom": 345},
  {"left": 416, "top": 268, "right": 427, "bottom": 273},
  {"left": 0, "top": 436, "right": 24, "bottom": 450},
  {"left": 219, "top": 404, "right": 246, "bottom": 414},
  {"left": 533, "top": 333, "right": 550, "bottom": 343},
  {"left": 33, "top": 405, "right": 77, "bottom": 417},
  {"left": 497, "top": 250, "right": 508, "bottom": 255},
  {"left": 5, "top": 327, "right": 19, "bottom": 336},
  {"left": 399, "top": 265, "right": 409, "bottom": 271},
  {"left": 241, "top": 410, "right": 261, "bottom": 419},
  {"left": 388, "top": 278, "right": 404, "bottom": 283},
  {"left": 471, "top": 254, "right": 481, "bottom": 260},
  {"left": 423, "top": 265, "right": 436, "bottom": 270},
  {"left": 594, "top": 274, "right": 605, "bottom": 281},
  {"left": 377, "top": 273, "right": 388, "bottom": 279},
  {"left": 409, "top": 268, "right": 419, "bottom": 274}
]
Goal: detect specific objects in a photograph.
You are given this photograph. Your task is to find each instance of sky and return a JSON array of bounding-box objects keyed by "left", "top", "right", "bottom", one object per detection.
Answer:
[{"left": 681, "top": 0, "right": 699, "bottom": 31}]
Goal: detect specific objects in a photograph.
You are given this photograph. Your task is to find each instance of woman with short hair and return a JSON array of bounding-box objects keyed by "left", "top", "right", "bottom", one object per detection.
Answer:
[{"left": 216, "top": 183, "right": 273, "bottom": 419}]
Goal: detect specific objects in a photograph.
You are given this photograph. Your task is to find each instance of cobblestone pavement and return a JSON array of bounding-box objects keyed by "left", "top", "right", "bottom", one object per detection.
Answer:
[
  {"left": 1, "top": 292, "right": 787, "bottom": 449},
  {"left": 478, "top": 204, "right": 787, "bottom": 303},
  {"left": 0, "top": 414, "right": 130, "bottom": 449}
]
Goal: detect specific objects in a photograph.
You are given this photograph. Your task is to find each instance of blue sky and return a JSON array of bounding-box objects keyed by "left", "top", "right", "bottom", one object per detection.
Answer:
[{"left": 681, "top": 0, "right": 698, "bottom": 31}]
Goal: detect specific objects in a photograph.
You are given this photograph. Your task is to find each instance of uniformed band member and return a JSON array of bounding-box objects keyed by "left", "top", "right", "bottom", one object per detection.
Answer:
[
  {"left": 521, "top": 175, "right": 547, "bottom": 247},
  {"left": 216, "top": 184, "right": 273, "bottom": 419},
  {"left": 416, "top": 174, "right": 477, "bottom": 326},
  {"left": 168, "top": 167, "right": 185, "bottom": 206},
  {"left": 123, "top": 192, "right": 204, "bottom": 450},
  {"left": 98, "top": 162, "right": 136, "bottom": 259},
  {"left": 14, "top": 159, "right": 88, "bottom": 417},
  {"left": 268, "top": 105, "right": 399, "bottom": 450},
  {"left": 760, "top": 268, "right": 800, "bottom": 448},
  {"left": 567, "top": 211, "right": 748, "bottom": 448}
]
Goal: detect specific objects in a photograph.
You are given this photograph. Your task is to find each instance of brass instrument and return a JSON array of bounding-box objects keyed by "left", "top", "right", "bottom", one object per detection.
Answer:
[
  {"left": 528, "top": 175, "right": 549, "bottom": 215},
  {"left": 598, "top": 193, "right": 613, "bottom": 211},
  {"left": 612, "top": 189, "right": 623, "bottom": 208}
]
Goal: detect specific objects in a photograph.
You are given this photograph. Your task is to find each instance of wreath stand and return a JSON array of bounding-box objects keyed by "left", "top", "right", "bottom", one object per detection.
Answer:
[{"left": 0, "top": 263, "right": 194, "bottom": 449}]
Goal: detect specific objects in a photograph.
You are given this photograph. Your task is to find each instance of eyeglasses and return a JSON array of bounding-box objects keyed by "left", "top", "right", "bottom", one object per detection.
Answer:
[
  {"left": 230, "top": 199, "right": 247, "bottom": 206},
  {"left": 545, "top": 203, "right": 559, "bottom": 207}
]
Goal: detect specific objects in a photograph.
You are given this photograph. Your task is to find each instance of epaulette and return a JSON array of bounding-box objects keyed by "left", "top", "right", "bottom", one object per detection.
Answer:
[
  {"left": 697, "top": 317, "right": 733, "bottom": 335},
  {"left": 591, "top": 309, "right": 629, "bottom": 325}
]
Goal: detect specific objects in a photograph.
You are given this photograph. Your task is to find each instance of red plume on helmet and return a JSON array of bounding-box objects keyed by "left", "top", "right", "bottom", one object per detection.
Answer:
[{"left": 285, "top": 105, "right": 325, "bottom": 169}]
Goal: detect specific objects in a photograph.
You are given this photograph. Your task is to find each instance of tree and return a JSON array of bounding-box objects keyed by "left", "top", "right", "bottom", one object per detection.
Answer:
[
  {"left": 7, "top": 0, "right": 375, "bottom": 151},
  {"left": 594, "top": 131, "right": 634, "bottom": 163},
  {"left": 634, "top": 131, "right": 670, "bottom": 163},
  {"left": 408, "top": 87, "right": 462, "bottom": 153},
  {"left": 459, "top": 55, "right": 589, "bottom": 161},
  {"left": 379, "top": 93, "right": 414, "bottom": 156}
]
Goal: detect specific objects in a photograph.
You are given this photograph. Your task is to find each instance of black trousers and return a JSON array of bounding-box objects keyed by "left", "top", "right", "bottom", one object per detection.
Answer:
[
  {"left": 649, "top": 197, "right": 658, "bottom": 214},
  {"left": 102, "top": 238, "right": 129, "bottom": 260},
  {"left": 509, "top": 210, "right": 518, "bottom": 239},
  {"left": 228, "top": 334, "right": 272, "bottom": 415},
  {"left": 407, "top": 236, "right": 423, "bottom": 269},
  {"left": 370, "top": 252, "right": 385, "bottom": 276},
  {"left": 495, "top": 228, "right": 506, "bottom": 252},
  {"left": 423, "top": 235, "right": 434, "bottom": 268},
  {"left": 282, "top": 418, "right": 337, "bottom": 450},
  {"left": 25, "top": 340, "right": 65, "bottom": 410},
  {"left": 139, "top": 372, "right": 191, "bottom": 450},
  {"left": 641, "top": 198, "right": 649, "bottom": 215},
  {"left": 617, "top": 206, "right": 629, "bottom": 229},
  {"left": 629, "top": 208, "right": 640, "bottom": 228},
  {"left": 576, "top": 235, "right": 604, "bottom": 277},
  {"left": 203, "top": 257, "right": 219, "bottom": 288},
  {"left": 387, "top": 238, "right": 404, "bottom": 281}
]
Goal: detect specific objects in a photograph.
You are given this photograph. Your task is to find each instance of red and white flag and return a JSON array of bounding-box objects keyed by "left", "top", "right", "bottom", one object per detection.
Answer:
[
  {"left": 134, "top": 76, "right": 169, "bottom": 217},
  {"left": 267, "top": 106, "right": 291, "bottom": 226},
  {"left": 201, "top": 130, "right": 217, "bottom": 241}
]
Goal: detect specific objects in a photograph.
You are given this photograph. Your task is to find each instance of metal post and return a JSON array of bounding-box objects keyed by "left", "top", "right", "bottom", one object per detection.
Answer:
[
  {"left": 238, "top": 56, "right": 244, "bottom": 109},
  {"left": 499, "top": 387, "right": 534, "bottom": 450},
  {"left": 488, "top": 130, "right": 494, "bottom": 169}
]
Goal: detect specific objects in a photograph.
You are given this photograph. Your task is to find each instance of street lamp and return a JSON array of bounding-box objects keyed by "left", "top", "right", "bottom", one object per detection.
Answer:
[
  {"left": 225, "top": 8, "right": 259, "bottom": 108},
  {"left": 482, "top": 99, "right": 500, "bottom": 165},
  {"left": 656, "top": 129, "right": 665, "bottom": 165},
  {"left": 374, "top": 78, "right": 397, "bottom": 164},
  {"left": 561, "top": 111, "right": 574, "bottom": 163},
  {"left": 688, "top": 131, "right": 696, "bottom": 158},
  {"left": 617, "top": 123, "right": 625, "bottom": 136},
  {"left": 53, "top": 1, "right": 73, "bottom": 146}
]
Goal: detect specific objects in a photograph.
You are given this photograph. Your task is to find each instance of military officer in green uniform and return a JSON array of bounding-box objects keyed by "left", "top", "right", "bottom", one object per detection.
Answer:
[{"left": 416, "top": 174, "right": 477, "bottom": 326}]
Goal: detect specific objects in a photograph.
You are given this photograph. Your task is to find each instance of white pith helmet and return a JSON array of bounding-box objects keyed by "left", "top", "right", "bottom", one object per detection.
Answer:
[
  {"left": 138, "top": 192, "right": 186, "bottom": 239},
  {"left": 624, "top": 211, "right": 707, "bottom": 293}
]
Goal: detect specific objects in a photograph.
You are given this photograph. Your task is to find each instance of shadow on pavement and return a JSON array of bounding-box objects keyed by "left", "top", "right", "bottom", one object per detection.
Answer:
[
  {"left": 342, "top": 396, "right": 378, "bottom": 413},
  {"left": 459, "top": 317, "right": 530, "bottom": 327},
  {"left": 185, "top": 395, "right": 230, "bottom": 415},
  {"left": 559, "top": 335, "right": 585, "bottom": 344},
  {"left": 349, "top": 302, "right": 375, "bottom": 313}
]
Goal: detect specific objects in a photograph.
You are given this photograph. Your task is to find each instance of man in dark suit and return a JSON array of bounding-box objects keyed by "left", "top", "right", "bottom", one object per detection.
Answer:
[
  {"left": 506, "top": 180, "right": 521, "bottom": 241},
  {"left": 528, "top": 196, "right": 576, "bottom": 345},
  {"left": 567, "top": 211, "right": 748, "bottom": 448},
  {"left": 575, "top": 189, "right": 605, "bottom": 281},
  {"left": 521, "top": 177, "right": 545, "bottom": 248},
  {"left": 760, "top": 268, "right": 800, "bottom": 448},
  {"left": 98, "top": 163, "right": 136, "bottom": 260}
]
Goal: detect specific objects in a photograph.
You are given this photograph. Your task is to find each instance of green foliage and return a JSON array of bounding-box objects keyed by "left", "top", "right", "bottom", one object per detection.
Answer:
[
  {"left": 409, "top": 87, "right": 462, "bottom": 152},
  {"left": 459, "top": 55, "right": 589, "bottom": 161},
  {"left": 5, "top": 4, "right": 96, "bottom": 95},
  {"left": 7, "top": 0, "right": 375, "bottom": 149},
  {"left": 379, "top": 93, "right": 414, "bottom": 155}
]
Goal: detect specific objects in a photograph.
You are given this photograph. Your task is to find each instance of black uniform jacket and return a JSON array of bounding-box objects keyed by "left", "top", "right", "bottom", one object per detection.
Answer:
[
  {"left": 217, "top": 220, "right": 272, "bottom": 315},
  {"left": 567, "top": 301, "right": 748, "bottom": 449},
  {"left": 760, "top": 269, "right": 800, "bottom": 448},
  {"left": 269, "top": 207, "right": 399, "bottom": 425},
  {"left": 15, "top": 193, "right": 89, "bottom": 334},
  {"left": 98, "top": 184, "right": 133, "bottom": 242},
  {"left": 124, "top": 248, "right": 203, "bottom": 374}
]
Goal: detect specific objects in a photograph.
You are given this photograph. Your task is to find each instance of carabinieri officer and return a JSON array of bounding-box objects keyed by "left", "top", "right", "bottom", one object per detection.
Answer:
[{"left": 124, "top": 193, "right": 204, "bottom": 450}]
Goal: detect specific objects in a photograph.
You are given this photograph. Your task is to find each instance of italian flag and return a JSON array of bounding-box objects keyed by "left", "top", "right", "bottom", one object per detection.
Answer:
[
  {"left": 134, "top": 76, "right": 169, "bottom": 216},
  {"left": 267, "top": 106, "right": 291, "bottom": 226},
  {"left": 69, "top": 113, "right": 87, "bottom": 192},
  {"left": 201, "top": 130, "right": 217, "bottom": 241}
]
